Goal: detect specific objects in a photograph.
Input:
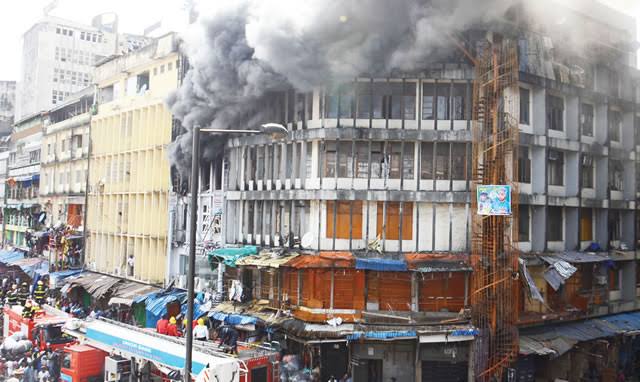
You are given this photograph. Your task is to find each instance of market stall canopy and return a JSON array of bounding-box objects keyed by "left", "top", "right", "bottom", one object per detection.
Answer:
[
  {"left": 49, "top": 269, "right": 83, "bottom": 289},
  {"left": 235, "top": 250, "right": 299, "bottom": 268},
  {"left": 284, "top": 252, "right": 354, "bottom": 268},
  {"left": 404, "top": 253, "right": 471, "bottom": 272},
  {"left": 208, "top": 246, "right": 258, "bottom": 268},
  {"left": 63, "top": 272, "right": 122, "bottom": 300},
  {"left": 108, "top": 281, "right": 161, "bottom": 306},
  {"left": 355, "top": 257, "right": 407, "bottom": 272},
  {"left": 10, "top": 257, "right": 49, "bottom": 278},
  {"left": 0, "top": 250, "right": 25, "bottom": 264}
]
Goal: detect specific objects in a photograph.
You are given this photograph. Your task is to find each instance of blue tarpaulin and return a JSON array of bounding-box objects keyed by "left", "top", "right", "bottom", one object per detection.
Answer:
[
  {"left": 208, "top": 311, "right": 258, "bottom": 325},
  {"left": 49, "top": 269, "right": 83, "bottom": 288},
  {"left": 0, "top": 250, "right": 24, "bottom": 264},
  {"left": 208, "top": 246, "right": 258, "bottom": 268},
  {"left": 135, "top": 289, "right": 187, "bottom": 328},
  {"left": 601, "top": 312, "right": 640, "bottom": 333},
  {"left": 355, "top": 257, "right": 407, "bottom": 272},
  {"left": 12, "top": 258, "right": 49, "bottom": 278},
  {"left": 347, "top": 331, "right": 416, "bottom": 341}
]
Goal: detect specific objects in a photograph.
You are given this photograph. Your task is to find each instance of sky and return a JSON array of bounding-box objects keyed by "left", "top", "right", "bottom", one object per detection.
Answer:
[
  {"left": 0, "top": 0, "right": 638, "bottom": 82},
  {"left": 0, "top": 0, "right": 187, "bottom": 81}
]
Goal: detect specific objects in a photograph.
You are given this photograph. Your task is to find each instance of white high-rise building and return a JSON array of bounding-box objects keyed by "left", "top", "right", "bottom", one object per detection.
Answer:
[{"left": 15, "top": 15, "right": 150, "bottom": 119}]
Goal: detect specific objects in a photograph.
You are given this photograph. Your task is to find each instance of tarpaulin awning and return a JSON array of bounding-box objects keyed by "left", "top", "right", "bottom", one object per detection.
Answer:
[
  {"left": 540, "top": 252, "right": 610, "bottom": 264},
  {"left": 404, "top": 253, "right": 471, "bottom": 272},
  {"left": 518, "top": 311, "right": 640, "bottom": 357},
  {"left": 64, "top": 271, "right": 122, "bottom": 300},
  {"left": 285, "top": 252, "right": 354, "bottom": 268},
  {"left": 347, "top": 331, "right": 416, "bottom": 341},
  {"left": 0, "top": 250, "right": 25, "bottom": 264},
  {"left": 235, "top": 251, "right": 300, "bottom": 268},
  {"left": 49, "top": 269, "right": 83, "bottom": 288},
  {"left": 355, "top": 257, "right": 407, "bottom": 272},
  {"left": 208, "top": 246, "right": 258, "bottom": 268},
  {"left": 11, "top": 257, "right": 49, "bottom": 278},
  {"left": 209, "top": 311, "right": 258, "bottom": 325}
]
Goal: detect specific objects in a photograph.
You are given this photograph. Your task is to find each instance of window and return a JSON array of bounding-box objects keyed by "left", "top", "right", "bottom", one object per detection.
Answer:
[
  {"left": 376, "top": 202, "right": 413, "bottom": 240},
  {"left": 608, "top": 110, "right": 621, "bottom": 142},
  {"left": 370, "top": 142, "right": 384, "bottom": 178},
  {"left": 326, "top": 201, "right": 362, "bottom": 239},
  {"left": 389, "top": 142, "right": 414, "bottom": 179},
  {"left": 29, "top": 151, "right": 40, "bottom": 163},
  {"left": 609, "top": 210, "right": 621, "bottom": 242},
  {"left": 581, "top": 155, "right": 594, "bottom": 189},
  {"left": 356, "top": 82, "right": 383, "bottom": 119},
  {"left": 451, "top": 143, "right": 467, "bottom": 180},
  {"left": 518, "top": 147, "right": 531, "bottom": 183},
  {"left": 609, "top": 268, "right": 621, "bottom": 291},
  {"left": 518, "top": 205, "right": 530, "bottom": 242},
  {"left": 74, "top": 135, "right": 83, "bottom": 149},
  {"left": 547, "top": 150, "right": 564, "bottom": 186},
  {"left": 136, "top": 71, "right": 150, "bottom": 93},
  {"left": 547, "top": 95, "right": 564, "bottom": 131},
  {"left": 420, "top": 142, "right": 433, "bottom": 179},
  {"left": 153, "top": 67, "right": 158, "bottom": 76},
  {"left": 608, "top": 69, "right": 619, "bottom": 97},
  {"left": 160, "top": 65, "right": 165, "bottom": 73},
  {"left": 609, "top": 160, "right": 623, "bottom": 191},
  {"left": 581, "top": 103, "right": 594, "bottom": 137},
  {"left": 323, "top": 142, "right": 336, "bottom": 177},
  {"left": 355, "top": 142, "right": 369, "bottom": 179},
  {"left": 168, "top": 62, "right": 173, "bottom": 71},
  {"left": 80, "top": 31, "right": 85, "bottom": 40},
  {"left": 547, "top": 207, "right": 563, "bottom": 241},
  {"left": 422, "top": 83, "right": 466, "bottom": 120},
  {"left": 519, "top": 88, "right": 530, "bottom": 124},
  {"left": 336, "top": 142, "right": 351, "bottom": 178},
  {"left": 325, "top": 85, "right": 354, "bottom": 119},
  {"left": 580, "top": 208, "right": 593, "bottom": 241},
  {"left": 435, "top": 143, "right": 450, "bottom": 180}
]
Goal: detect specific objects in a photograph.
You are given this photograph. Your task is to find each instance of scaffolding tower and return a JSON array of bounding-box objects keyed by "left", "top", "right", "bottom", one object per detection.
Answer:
[{"left": 470, "top": 37, "right": 520, "bottom": 381}]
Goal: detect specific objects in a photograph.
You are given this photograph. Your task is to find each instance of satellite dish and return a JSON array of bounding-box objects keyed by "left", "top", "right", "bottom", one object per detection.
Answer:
[{"left": 301, "top": 232, "right": 315, "bottom": 249}]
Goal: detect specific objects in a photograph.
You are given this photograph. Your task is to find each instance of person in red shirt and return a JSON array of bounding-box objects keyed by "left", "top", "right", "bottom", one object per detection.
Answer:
[
  {"left": 156, "top": 314, "right": 169, "bottom": 335},
  {"left": 166, "top": 316, "right": 181, "bottom": 337}
]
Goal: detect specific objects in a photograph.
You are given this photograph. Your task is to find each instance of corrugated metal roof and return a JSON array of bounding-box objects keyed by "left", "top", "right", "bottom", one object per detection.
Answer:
[
  {"left": 405, "top": 253, "right": 471, "bottom": 272},
  {"left": 601, "top": 311, "right": 640, "bottom": 333},
  {"left": 541, "top": 252, "right": 610, "bottom": 264},
  {"left": 235, "top": 251, "right": 299, "bottom": 268},
  {"left": 355, "top": 257, "right": 407, "bottom": 272},
  {"left": 347, "top": 331, "right": 416, "bottom": 341},
  {"left": 0, "top": 250, "right": 24, "bottom": 264},
  {"left": 285, "top": 252, "right": 354, "bottom": 268},
  {"left": 65, "top": 271, "right": 122, "bottom": 300}
]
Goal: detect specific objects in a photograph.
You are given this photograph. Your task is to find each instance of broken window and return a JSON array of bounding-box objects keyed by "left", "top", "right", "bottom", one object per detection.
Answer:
[
  {"left": 518, "top": 205, "right": 530, "bottom": 242},
  {"left": 370, "top": 142, "right": 384, "bottom": 178},
  {"left": 136, "top": 71, "right": 150, "bottom": 94},
  {"left": 355, "top": 142, "right": 369, "bottom": 179},
  {"left": 388, "top": 142, "right": 414, "bottom": 179},
  {"left": 581, "top": 155, "right": 594, "bottom": 189},
  {"left": 326, "top": 201, "right": 363, "bottom": 239},
  {"left": 389, "top": 82, "right": 417, "bottom": 120},
  {"left": 337, "top": 142, "right": 352, "bottom": 178},
  {"left": 608, "top": 210, "right": 621, "bottom": 242},
  {"left": 323, "top": 142, "right": 336, "bottom": 177},
  {"left": 580, "top": 103, "right": 594, "bottom": 137},
  {"left": 518, "top": 147, "right": 531, "bottom": 183},
  {"left": 519, "top": 88, "right": 530, "bottom": 125},
  {"left": 376, "top": 202, "right": 413, "bottom": 240},
  {"left": 547, "top": 207, "right": 563, "bottom": 241},
  {"left": 547, "top": 150, "right": 564, "bottom": 186},
  {"left": 356, "top": 82, "right": 383, "bottom": 119},
  {"left": 546, "top": 95, "right": 564, "bottom": 131},
  {"left": 451, "top": 84, "right": 466, "bottom": 120},
  {"left": 580, "top": 208, "right": 593, "bottom": 242},
  {"left": 608, "top": 160, "right": 623, "bottom": 191},
  {"left": 608, "top": 110, "right": 621, "bottom": 142},
  {"left": 324, "top": 85, "right": 354, "bottom": 119},
  {"left": 451, "top": 143, "right": 467, "bottom": 180},
  {"left": 420, "top": 142, "right": 433, "bottom": 179}
]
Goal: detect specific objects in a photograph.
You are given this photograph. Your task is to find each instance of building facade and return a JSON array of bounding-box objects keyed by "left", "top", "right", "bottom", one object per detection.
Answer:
[
  {"left": 207, "top": 2, "right": 640, "bottom": 381},
  {"left": 4, "top": 113, "right": 44, "bottom": 249},
  {"left": 15, "top": 15, "right": 149, "bottom": 119},
  {"left": 0, "top": 81, "right": 16, "bottom": 136},
  {"left": 86, "top": 33, "right": 180, "bottom": 283},
  {"left": 39, "top": 87, "right": 92, "bottom": 229}
]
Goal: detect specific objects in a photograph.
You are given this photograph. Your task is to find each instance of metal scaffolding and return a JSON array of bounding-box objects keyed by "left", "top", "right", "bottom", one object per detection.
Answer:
[{"left": 470, "top": 38, "right": 520, "bottom": 381}]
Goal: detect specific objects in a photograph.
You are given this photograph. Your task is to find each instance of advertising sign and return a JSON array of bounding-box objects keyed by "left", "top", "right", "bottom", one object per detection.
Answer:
[{"left": 477, "top": 185, "right": 512, "bottom": 216}]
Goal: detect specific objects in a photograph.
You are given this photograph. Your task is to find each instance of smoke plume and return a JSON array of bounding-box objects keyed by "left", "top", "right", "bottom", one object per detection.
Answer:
[{"left": 167, "top": 0, "right": 635, "bottom": 174}]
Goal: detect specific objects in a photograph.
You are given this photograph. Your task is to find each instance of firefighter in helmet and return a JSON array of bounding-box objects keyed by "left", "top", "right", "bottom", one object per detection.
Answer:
[
  {"left": 6, "top": 283, "right": 18, "bottom": 305},
  {"left": 17, "top": 282, "right": 29, "bottom": 306},
  {"left": 33, "top": 280, "right": 47, "bottom": 305},
  {"left": 21, "top": 300, "right": 34, "bottom": 319}
]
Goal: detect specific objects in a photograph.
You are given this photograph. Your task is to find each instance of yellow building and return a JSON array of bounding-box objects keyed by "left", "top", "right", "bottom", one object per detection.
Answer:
[{"left": 87, "top": 33, "right": 179, "bottom": 283}]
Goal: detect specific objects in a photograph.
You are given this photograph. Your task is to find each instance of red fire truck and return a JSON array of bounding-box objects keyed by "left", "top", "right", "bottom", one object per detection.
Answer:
[{"left": 2, "top": 305, "right": 76, "bottom": 351}]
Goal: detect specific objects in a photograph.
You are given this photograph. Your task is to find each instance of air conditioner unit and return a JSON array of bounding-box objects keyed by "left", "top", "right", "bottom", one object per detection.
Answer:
[{"left": 595, "top": 275, "right": 607, "bottom": 285}]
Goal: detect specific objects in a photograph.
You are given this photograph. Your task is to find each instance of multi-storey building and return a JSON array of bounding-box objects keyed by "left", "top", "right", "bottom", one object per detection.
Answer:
[
  {"left": 4, "top": 112, "right": 44, "bottom": 248},
  {"left": 86, "top": 33, "right": 180, "bottom": 283},
  {"left": 202, "top": 1, "right": 640, "bottom": 381},
  {"left": 0, "top": 81, "right": 16, "bottom": 136},
  {"left": 15, "top": 15, "right": 149, "bottom": 119},
  {"left": 40, "top": 87, "right": 92, "bottom": 229}
]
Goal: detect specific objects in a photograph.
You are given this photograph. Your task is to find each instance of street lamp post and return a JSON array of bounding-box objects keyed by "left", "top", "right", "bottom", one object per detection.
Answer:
[{"left": 183, "top": 123, "right": 287, "bottom": 381}]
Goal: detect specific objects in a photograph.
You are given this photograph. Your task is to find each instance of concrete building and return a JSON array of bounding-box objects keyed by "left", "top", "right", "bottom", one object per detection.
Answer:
[
  {"left": 203, "top": 1, "right": 640, "bottom": 381},
  {"left": 40, "top": 87, "right": 92, "bottom": 229},
  {"left": 0, "top": 81, "right": 16, "bottom": 136},
  {"left": 4, "top": 112, "right": 45, "bottom": 249},
  {"left": 15, "top": 15, "right": 149, "bottom": 119},
  {"left": 86, "top": 33, "right": 180, "bottom": 283}
]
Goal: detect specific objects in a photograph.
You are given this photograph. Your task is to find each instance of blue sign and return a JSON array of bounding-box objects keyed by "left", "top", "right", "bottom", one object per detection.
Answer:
[
  {"left": 60, "top": 374, "right": 72, "bottom": 382},
  {"left": 477, "top": 185, "right": 512, "bottom": 216}
]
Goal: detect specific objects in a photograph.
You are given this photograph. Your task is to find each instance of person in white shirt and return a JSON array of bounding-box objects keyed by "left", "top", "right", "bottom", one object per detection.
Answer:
[
  {"left": 37, "top": 365, "right": 50, "bottom": 382},
  {"left": 193, "top": 318, "right": 209, "bottom": 341}
]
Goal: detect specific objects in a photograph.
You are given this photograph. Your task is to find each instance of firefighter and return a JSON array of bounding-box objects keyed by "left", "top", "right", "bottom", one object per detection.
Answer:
[
  {"left": 166, "top": 316, "right": 180, "bottom": 337},
  {"left": 6, "top": 283, "right": 18, "bottom": 305},
  {"left": 17, "top": 282, "right": 29, "bottom": 306},
  {"left": 33, "top": 280, "right": 47, "bottom": 305},
  {"left": 22, "top": 300, "right": 34, "bottom": 319}
]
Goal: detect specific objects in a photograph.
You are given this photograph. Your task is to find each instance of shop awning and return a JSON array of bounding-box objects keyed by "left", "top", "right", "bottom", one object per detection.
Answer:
[
  {"left": 108, "top": 281, "right": 161, "bottom": 306},
  {"left": 404, "top": 253, "right": 471, "bottom": 272},
  {"left": 235, "top": 250, "right": 299, "bottom": 268},
  {"left": 64, "top": 271, "right": 122, "bottom": 300},
  {"left": 49, "top": 269, "right": 83, "bottom": 289},
  {"left": 355, "top": 257, "right": 407, "bottom": 272},
  {"left": 0, "top": 250, "right": 25, "bottom": 264},
  {"left": 284, "top": 252, "right": 354, "bottom": 269},
  {"left": 209, "top": 311, "right": 258, "bottom": 325},
  {"left": 208, "top": 246, "right": 258, "bottom": 268}
]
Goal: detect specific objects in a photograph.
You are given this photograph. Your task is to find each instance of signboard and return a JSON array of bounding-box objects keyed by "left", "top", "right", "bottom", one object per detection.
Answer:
[{"left": 477, "top": 185, "right": 511, "bottom": 216}]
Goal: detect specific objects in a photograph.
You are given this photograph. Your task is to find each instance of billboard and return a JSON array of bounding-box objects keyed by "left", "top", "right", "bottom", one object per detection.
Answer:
[{"left": 477, "top": 185, "right": 512, "bottom": 216}]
